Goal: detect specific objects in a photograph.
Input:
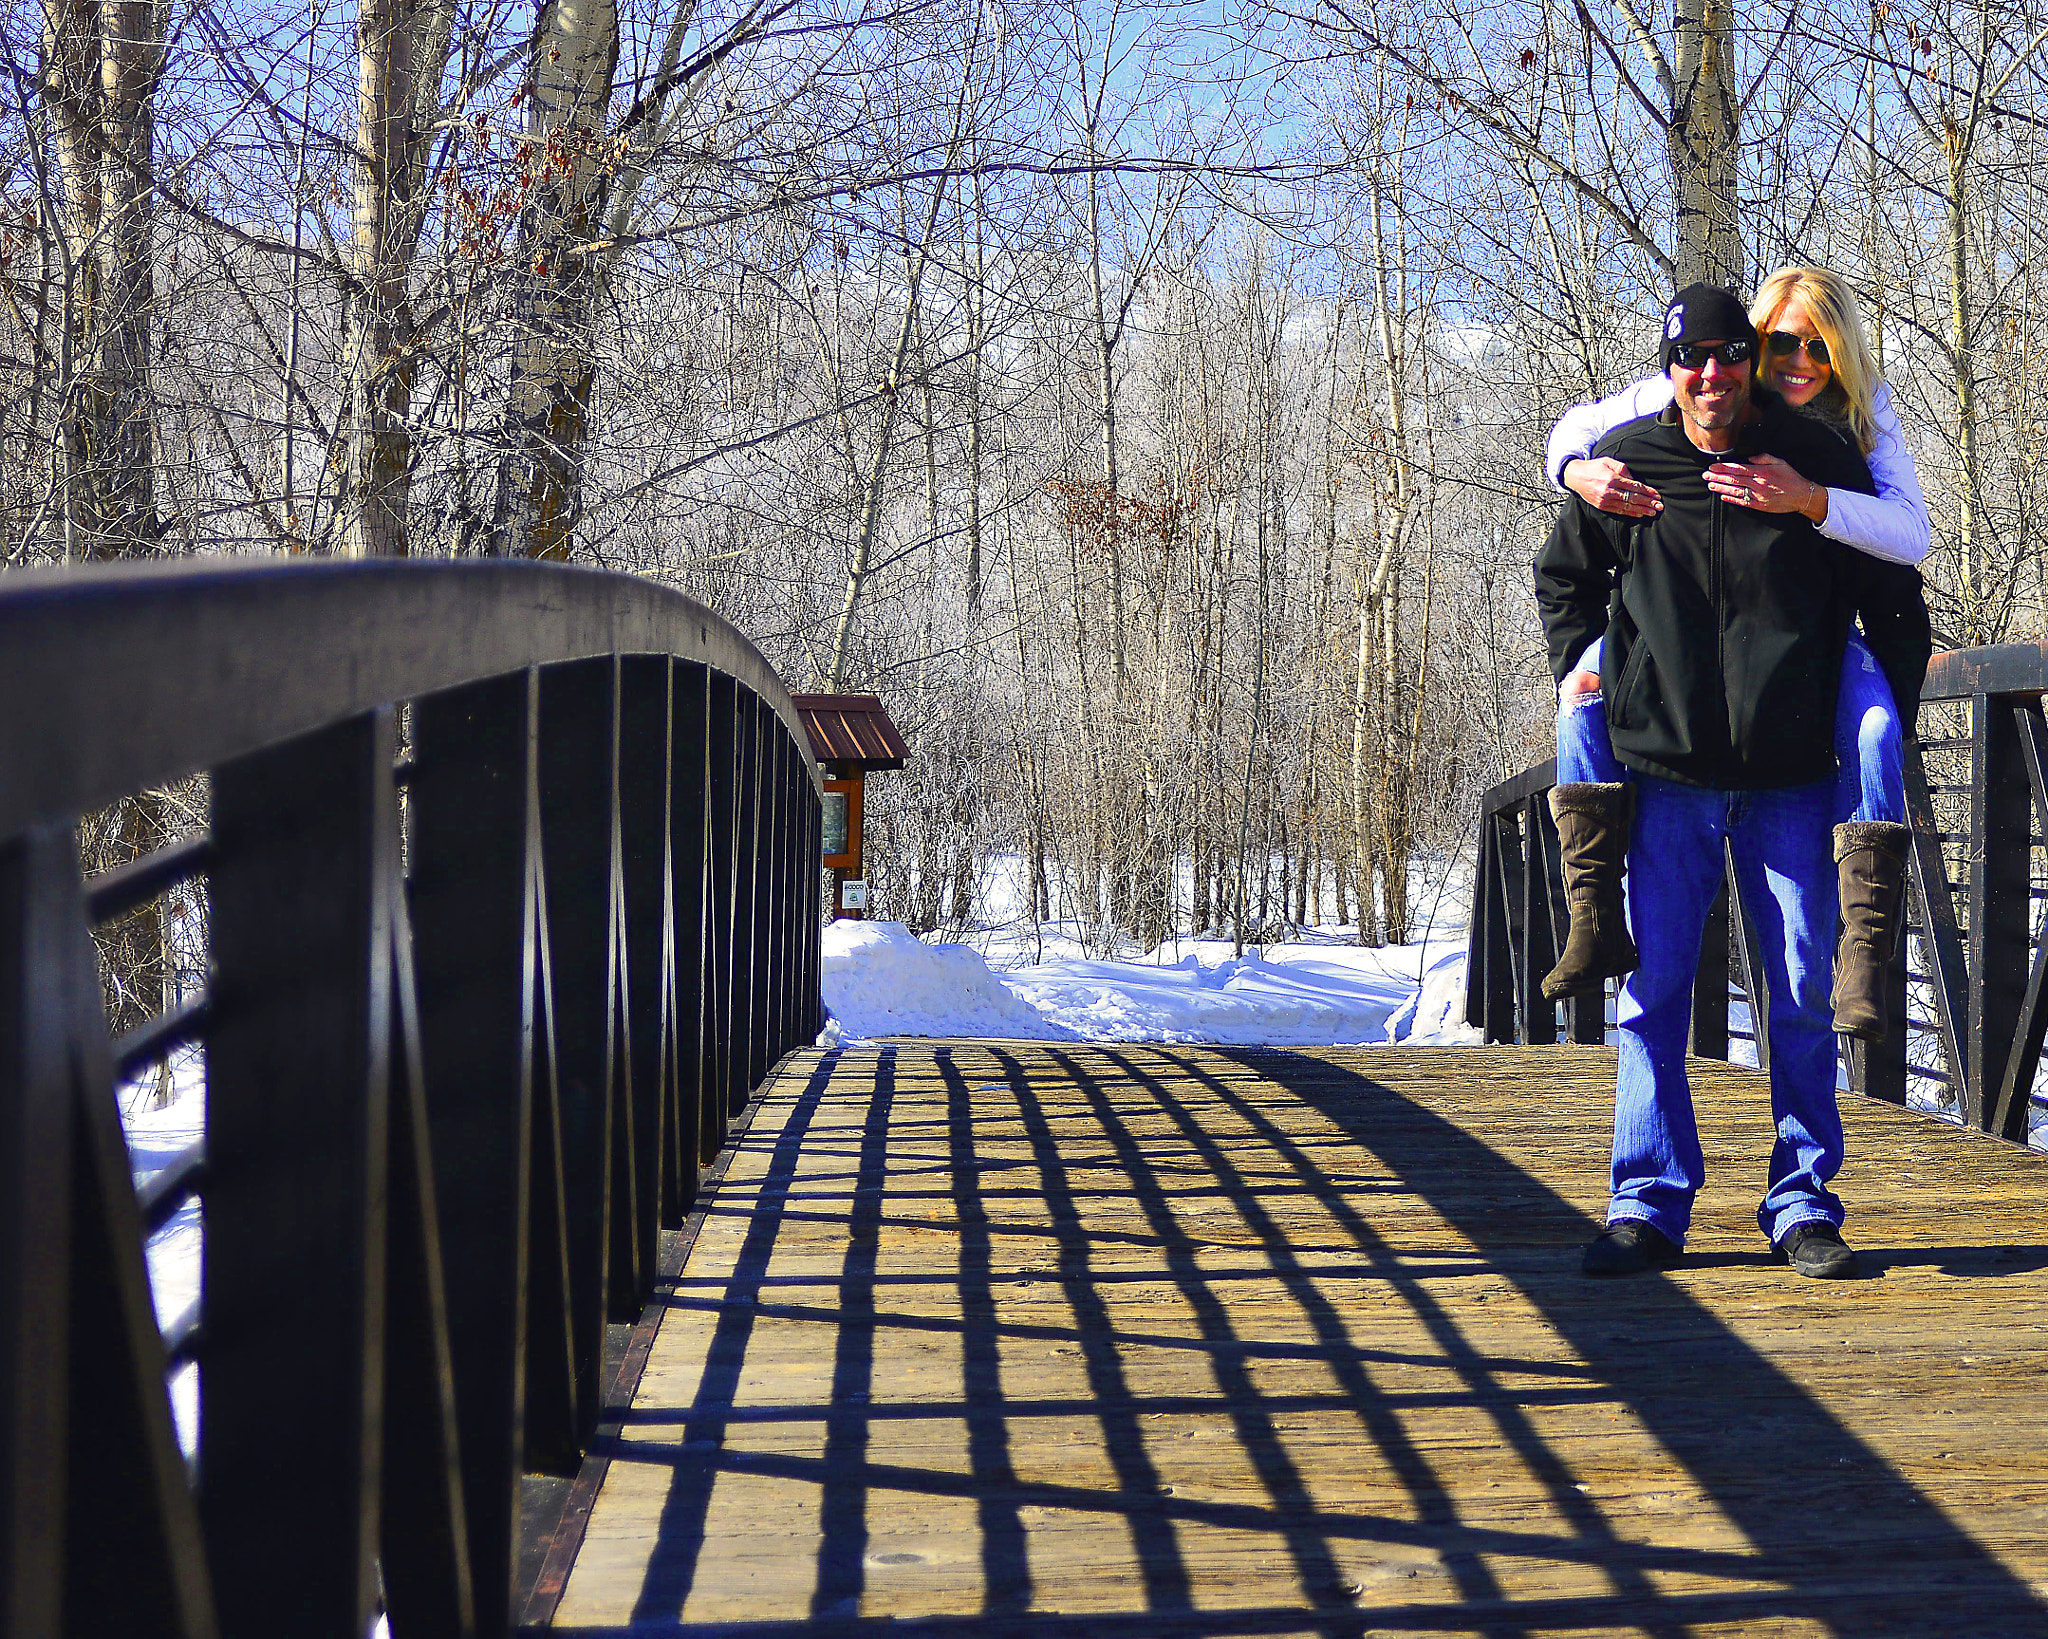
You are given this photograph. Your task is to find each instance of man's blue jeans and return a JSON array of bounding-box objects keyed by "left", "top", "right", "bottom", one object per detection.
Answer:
[{"left": 1611, "top": 774, "right": 1844, "bottom": 1246}]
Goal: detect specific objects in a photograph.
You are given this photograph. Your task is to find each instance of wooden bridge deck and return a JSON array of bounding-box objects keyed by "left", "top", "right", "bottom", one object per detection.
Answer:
[{"left": 544, "top": 1042, "right": 2048, "bottom": 1637}]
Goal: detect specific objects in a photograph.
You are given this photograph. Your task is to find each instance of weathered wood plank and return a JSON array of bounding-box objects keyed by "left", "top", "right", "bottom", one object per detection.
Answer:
[{"left": 549, "top": 1043, "right": 2048, "bottom": 1636}]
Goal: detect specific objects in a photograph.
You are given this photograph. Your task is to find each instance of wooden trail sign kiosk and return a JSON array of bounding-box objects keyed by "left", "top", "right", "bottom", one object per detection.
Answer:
[{"left": 791, "top": 693, "right": 909, "bottom": 919}]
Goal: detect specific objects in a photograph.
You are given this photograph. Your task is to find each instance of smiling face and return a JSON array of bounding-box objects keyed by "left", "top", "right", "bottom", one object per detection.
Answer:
[
  {"left": 1759, "top": 297, "right": 1833, "bottom": 408},
  {"left": 1669, "top": 341, "right": 1754, "bottom": 449}
]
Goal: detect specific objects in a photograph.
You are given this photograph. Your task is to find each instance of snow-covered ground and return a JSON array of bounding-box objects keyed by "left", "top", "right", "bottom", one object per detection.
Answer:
[
  {"left": 124, "top": 1050, "right": 203, "bottom": 1457},
  {"left": 820, "top": 846, "right": 1483, "bottom": 1048},
  {"left": 820, "top": 919, "right": 1482, "bottom": 1047}
]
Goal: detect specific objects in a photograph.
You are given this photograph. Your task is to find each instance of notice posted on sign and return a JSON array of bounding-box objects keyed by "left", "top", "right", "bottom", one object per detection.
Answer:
[{"left": 840, "top": 879, "right": 868, "bottom": 910}]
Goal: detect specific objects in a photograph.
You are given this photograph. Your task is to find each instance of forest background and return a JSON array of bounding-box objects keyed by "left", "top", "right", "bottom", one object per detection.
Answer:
[{"left": 14, "top": 0, "right": 2048, "bottom": 984}]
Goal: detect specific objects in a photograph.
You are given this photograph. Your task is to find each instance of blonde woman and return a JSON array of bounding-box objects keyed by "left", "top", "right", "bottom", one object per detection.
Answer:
[{"left": 1540, "top": 268, "right": 1932, "bottom": 1042}]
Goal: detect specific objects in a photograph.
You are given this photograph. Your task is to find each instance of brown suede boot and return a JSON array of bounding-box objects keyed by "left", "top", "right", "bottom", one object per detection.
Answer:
[
  {"left": 1541, "top": 782, "right": 1638, "bottom": 1001},
  {"left": 1832, "top": 821, "right": 1911, "bottom": 1041}
]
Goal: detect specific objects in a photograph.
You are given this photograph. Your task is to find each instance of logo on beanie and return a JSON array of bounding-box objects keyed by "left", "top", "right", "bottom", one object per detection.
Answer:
[{"left": 1666, "top": 306, "right": 1685, "bottom": 340}]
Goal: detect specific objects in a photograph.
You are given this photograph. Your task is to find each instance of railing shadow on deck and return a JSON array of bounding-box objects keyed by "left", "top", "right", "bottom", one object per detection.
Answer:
[
  {"left": 554, "top": 1042, "right": 2048, "bottom": 1638},
  {"left": 1467, "top": 642, "right": 2048, "bottom": 1143}
]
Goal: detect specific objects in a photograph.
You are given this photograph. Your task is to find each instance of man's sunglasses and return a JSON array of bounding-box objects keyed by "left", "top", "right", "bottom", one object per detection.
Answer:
[
  {"left": 1766, "top": 330, "right": 1832, "bottom": 366},
  {"left": 1669, "top": 339, "right": 1755, "bottom": 369}
]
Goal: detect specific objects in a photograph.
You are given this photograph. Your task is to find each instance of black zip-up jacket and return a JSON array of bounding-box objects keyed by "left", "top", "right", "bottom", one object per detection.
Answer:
[{"left": 1534, "top": 397, "right": 1932, "bottom": 790}]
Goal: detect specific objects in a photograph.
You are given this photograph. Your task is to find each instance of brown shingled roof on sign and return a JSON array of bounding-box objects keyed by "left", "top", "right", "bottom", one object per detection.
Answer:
[{"left": 790, "top": 693, "right": 910, "bottom": 770}]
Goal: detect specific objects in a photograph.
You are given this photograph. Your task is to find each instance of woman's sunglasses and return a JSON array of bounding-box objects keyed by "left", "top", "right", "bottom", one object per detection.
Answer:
[
  {"left": 1767, "top": 330, "right": 1832, "bottom": 366},
  {"left": 1669, "top": 339, "right": 1755, "bottom": 369}
]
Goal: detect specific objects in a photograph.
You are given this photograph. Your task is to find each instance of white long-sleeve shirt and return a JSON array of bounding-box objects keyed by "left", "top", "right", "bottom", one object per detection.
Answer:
[{"left": 1544, "top": 376, "right": 1930, "bottom": 565}]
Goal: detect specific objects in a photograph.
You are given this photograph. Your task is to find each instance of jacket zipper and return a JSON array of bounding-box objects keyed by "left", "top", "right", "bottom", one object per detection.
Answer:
[{"left": 1711, "top": 481, "right": 1726, "bottom": 762}]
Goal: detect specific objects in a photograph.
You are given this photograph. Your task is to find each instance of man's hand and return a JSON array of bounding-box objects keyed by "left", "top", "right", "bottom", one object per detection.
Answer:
[
  {"left": 1563, "top": 457, "right": 1662, "bottom": 518},
  {"left": 1705, "top": 453, "right": 1829, "bottom": 522}
]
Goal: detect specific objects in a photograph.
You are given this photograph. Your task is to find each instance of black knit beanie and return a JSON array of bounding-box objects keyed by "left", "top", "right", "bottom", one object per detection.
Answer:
[{"left": 1660, "top": 283, "right": 1757, "bottom": 372}]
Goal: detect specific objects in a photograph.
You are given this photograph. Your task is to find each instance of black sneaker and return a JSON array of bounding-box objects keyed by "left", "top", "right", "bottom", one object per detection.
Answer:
[
  {"left": 1775, "top": 1221, "right": 1858, "bottom": 1279},
  {"left": 1582, "top": 1220, "right": 1682, "bottom": 1277}
]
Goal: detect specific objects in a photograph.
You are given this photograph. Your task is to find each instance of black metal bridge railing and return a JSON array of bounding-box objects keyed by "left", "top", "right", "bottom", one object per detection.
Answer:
[
  {"left": 1466, "top": 642, "right": 2048, "bottom": 1143},
  {"left": 0, "top": 558, "right": 823, "bottom": 1638}
]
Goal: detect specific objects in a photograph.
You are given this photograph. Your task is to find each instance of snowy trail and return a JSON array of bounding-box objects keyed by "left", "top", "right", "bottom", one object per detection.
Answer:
[{"left": 821, "top": 919, "right": 1480, "bottom": 1047}]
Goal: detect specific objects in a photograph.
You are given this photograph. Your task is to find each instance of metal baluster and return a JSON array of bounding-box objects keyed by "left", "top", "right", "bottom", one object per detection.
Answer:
[
  {"left": 1520, "top": 794, "right": 1558, "bottom": 1046},
  {"left": 0, "top": 827, "right": 76, "bottom": 1639},
  {"left": 535, "top": 659, "right": 619, "bottom": 1435},
  {"left": 379, "top": 827, "right": 476, "bottom": 1637},
  {"left": 204, "top": 711, "right": 394, "bottom": 1636},
  {"left": 1989, "top": 702, "right": 2048, "bottom": 1138},
  {"left": 618, "top": 657, "right": 672, "bottom": 1309},
  {"left": 704, "top": 675, "right": 740, "bottom": 1142},
  {"left": 1691, "top": 866, "right": 1731, "bottom": 1061},
  {"left": 409, "top": 670, "right": 541, "bottom": 1634},
  {"left": 668, "top": 663, "right": 711, "bottom": 1202},
  {"left": 1494, "top": 808, "right": 1530, "bottom": 1044},
  {"left": 7, "top": 824, "right": 219, "bottom": 1639},
  {"left": 1969, "top": 692, "right": 2030, "bottom": 1135}
]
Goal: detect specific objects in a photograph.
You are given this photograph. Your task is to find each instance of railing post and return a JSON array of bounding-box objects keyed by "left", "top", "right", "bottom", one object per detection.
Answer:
[
  {"left": 1690, "top": 866, "right": 1731, "bottom": 1061},
  {"left": 410, "top": 670, "right": 542, "bottom": 1634},
  {"left": 1521, "top": 795, "right": 1558, "bottom": 1046},
  {"left": 750, "top": 711, "right": 780, "bottom": 1084},
  {"left": 705, "top": 674, "right": 740, "bottom": 1145},
  {"left": 1727, "top": 861, "right": 1771, "bottom": 1074},
  {"left": 731, "top": 695, "right": 762, "bottom": 1104},
  {"left": 804, "top": 775, "right": 824, "bottom": 1039},
  {"left": 1494, "top": 808, "right": 1530, "bottom": 1044},
  {"left": 619, "top": 657, "right": 673, "bottom": 1294},
  {"left": 766, "top": 720, "right": 783, "bottom": 1060},
  {"left": 768, "top": 731, "right": 793, "bottom": 1061},
  {"left": 1969, "top": 692, "right": 2030, "bottom": 1136},
  {"left": 6, "top": 824, "right": 220, "bottom": 1639},
  {"left": 204, "top": 711, "right": 394, "bottom": 1637},
  {"left": 1476, "top": 813, "right": 1515, "bottom": 1043},
  {"left": 669, "top": 662, "right": 711, "bottom": 1194},
  {"left": 785, "top": 736, "right": 805, "bottom": 1053},
  {"left": 1990, "top": 703, "right": 2048, "bottom": 1134},
  {"left": 0, "top": 828, "right": 75, "bottom": 1639},
  {"left": 1463, "top": 825, "right": 1487, "bottom": 1035},
  {"left": 536, "top": 658, "right": 621, "bottom": 1434}
]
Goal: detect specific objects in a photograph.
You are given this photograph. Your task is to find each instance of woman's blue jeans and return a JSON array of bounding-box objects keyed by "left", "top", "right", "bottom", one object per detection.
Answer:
[
  {"left": 1556, "top": 631, "right": 1904, "bottom": 824},
  {"left": 1612, "top": 775, "right": 1844, "bottom": 1244}
]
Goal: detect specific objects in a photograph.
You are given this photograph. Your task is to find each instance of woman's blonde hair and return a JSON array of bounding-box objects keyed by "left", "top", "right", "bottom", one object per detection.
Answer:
[{"left": 1749, "top": 266, "right": 1881, "bottom": 454}]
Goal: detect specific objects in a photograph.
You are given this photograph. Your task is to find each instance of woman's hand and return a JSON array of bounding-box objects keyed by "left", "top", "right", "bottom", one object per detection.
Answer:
[
  {"left": 1560, "top": 669, "right": 1600, "bottom": 701},
  {"left": 1563, "top": 457, "right": 1661, "bottom": 518},
  {"left": 1706, "top": 453, "right": 1830, "bottom": 522}
]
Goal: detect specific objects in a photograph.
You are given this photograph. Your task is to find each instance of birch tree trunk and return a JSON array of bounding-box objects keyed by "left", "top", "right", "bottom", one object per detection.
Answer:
[
  {"left": 1349, "top": 148, "right": 1418, "bottom": 947},
  {"left": 346, "top": 0, "right": 456, "bottom": 556},
  {"left": 1085, "top": 145, "right": 1128, "bottom": 685},
  {"left": 42, "top": 0, "right": 174, "bottom": 1078},
  {"left": 1891, "top": 5, "right": 2048, "bottom": 640},
  {"left": 494, "top": 0, "right": 621, "bottom": 559},
  {"left": 1667, "top": 0, "right": 1740, "bottom": 285},
  {"left": 492, "top": 0, "right": 798, "bottom": 560},
  {"left": 90, "top": 0, "right": 162, "bottom": 554},
  {"left": 43, "top": 0, "right": 166, "bottom": 560}
]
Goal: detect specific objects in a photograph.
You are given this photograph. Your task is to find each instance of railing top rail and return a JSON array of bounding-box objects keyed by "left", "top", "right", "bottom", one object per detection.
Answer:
[
  {"left": 1479, "top": 757, "right": 1559, "bottom": 818},
  {"left": 0, "top": 556, "right": 819, "bottom": 838},
  {"left": 1923, "top": 642, "right": 2048, "bottom": 701}
]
